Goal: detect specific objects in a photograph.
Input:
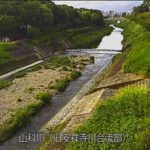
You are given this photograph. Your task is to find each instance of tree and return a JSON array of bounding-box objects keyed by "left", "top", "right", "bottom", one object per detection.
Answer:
[
  {"left": 133, "top": 5, "right": 149, "bottom": 15},
  {"left": 122, "top": 12, "right": 126, "bottom": 17},
  {"left": 0, "top": 16, "right": 18, "bottom": 38},
  {"left": 0, "top": 0, "right": 105, "bottom": 38}
]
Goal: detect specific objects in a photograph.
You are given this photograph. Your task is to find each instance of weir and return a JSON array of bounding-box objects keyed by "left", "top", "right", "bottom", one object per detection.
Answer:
[{"left": 66, "top": 49, "right": 122, "bottom": 55}]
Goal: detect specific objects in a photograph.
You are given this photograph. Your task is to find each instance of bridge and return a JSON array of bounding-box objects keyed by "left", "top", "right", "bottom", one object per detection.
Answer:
[{"left": 66, "top": 49, "right": 122, "bottom": 55}]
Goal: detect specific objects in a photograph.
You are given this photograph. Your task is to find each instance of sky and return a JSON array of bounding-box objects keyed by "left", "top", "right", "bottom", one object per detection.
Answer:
[{"left": 53, "top": 1, "right": 143, "bottom": 12}]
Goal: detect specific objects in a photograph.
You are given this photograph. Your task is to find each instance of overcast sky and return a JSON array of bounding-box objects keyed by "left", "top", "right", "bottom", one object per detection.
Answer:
[{"left": 53, "top": 1, "right": 143, "bottom": 12}]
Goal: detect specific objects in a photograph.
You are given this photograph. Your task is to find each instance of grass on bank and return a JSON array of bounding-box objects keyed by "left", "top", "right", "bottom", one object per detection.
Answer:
[
  {"left": 0, "top": 101, "right": 43, "bottom": 143},
  {"left": 0, "top": 42, "right": 17, "bottom": 65},
  {"left": 67, "top": 86, "right": 150, "bottom": 150},
  {"left": 72, "top": 27, "right": 112, "bottom": 48},
  {"left": 118, "top": 19, "right": 150, "bottom": 77}
]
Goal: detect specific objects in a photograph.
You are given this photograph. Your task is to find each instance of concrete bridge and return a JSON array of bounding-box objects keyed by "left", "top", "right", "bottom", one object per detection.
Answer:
[{"left": 66, "top": 49, "right": 122, "bottom": 55}]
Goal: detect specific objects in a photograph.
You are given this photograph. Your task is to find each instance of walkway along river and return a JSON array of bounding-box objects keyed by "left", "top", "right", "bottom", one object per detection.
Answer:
[{"left": 0, "top": 25, "right": 124, "bottom": 150}]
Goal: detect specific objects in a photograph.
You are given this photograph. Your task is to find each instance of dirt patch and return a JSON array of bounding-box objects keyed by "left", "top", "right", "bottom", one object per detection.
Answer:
[
  {"left": 106, "top": 53, "right": 127, "bottom": 77},
  {"left": 0, "top": 68, "right": 68, "bottom": 126}
]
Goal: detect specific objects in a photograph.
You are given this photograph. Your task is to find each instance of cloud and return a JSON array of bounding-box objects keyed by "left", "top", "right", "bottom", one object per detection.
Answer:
[{"left": 53, "top": 1, "right": 143, "bottom": 12}]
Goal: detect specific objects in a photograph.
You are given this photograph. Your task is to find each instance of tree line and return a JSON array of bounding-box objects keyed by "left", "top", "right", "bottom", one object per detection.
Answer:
[{"left": 0, "top": 0, "right": 104, "bottom": 39}]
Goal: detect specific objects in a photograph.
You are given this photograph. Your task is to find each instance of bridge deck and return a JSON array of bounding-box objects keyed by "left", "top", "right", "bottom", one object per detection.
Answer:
[{"left": 66, "top": 49, "right": 122, "bottom": 55}]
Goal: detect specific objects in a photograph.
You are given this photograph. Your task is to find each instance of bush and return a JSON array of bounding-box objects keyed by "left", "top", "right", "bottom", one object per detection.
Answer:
[
  {"left": 90, "top": 56, "right": 95, "bottom": 63},
  {"left": 17, "top": 98, "right": 22, "bottom": 102},
  {"left": 0, "top": 80, "right": 12, "bottom": 89},
  {"left": 62, "top": 66, "right": 69, "bottom": 71},
  {"left": 53, "top": 78, "right": 70, "bottom": 92},
  {"left": 36, "top": 92, "right": 52, "bottom": 104},
  {"left": 70, "top": 70, "right": 81, "bottom": 80}
]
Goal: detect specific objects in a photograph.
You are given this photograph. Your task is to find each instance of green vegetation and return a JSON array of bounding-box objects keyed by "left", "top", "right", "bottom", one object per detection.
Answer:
[
  {"left": 29, "top": 25, "right": 112, "bottom": 52},
  {"left": 0, "top": 0, "right": 104, "bottom": 39},
  {"left": 26, "top": 87, "right": 35, "bottom": 93},
  {"left": 70, "top": 70, "right": 81, "bottom": 80},
  {"left": 0, "top": 80, "right": 12, "bottom": 89},
  {"left": 15, "top": 71, "right": 27, "bottom": 78},
  {"left": 131, "top": 1, "right": 149, "bottom": 30},
  {"left": 0, "top": 42, "right": 17, "bottom": 65},
  {"left": 30, "top": 65, "right": 43, "bottom": 72},
  {"left": 134, "top": 12, "right": 150, "bottom": 30},
  {"left": 133, "top": 5, "right": 149, "bottom": 15},
  {"left": 53, "top": 78, "right": 70, "bottom": 92},
  {"left": 0, "top": 91, "right": 52, "bottom": 143},
  {"left": 48, "top": 56, "right": 72, "bottom": 67},
  {"left": 72, "top": 27, "right": 112, "bottom": 48},
  {"left": 62, "top": 66, "right": 70, "bottom": 71},
  {"left": 67, "top": 86, "right": 150, "bottom": 150},
  {"left": 90, "top": 56, "right": 95, "bottom": 63},
  {"left": 36, "top": 92, "right": 52, "bottom": 104},
  {"left": 0, "top": 1, "right": 112, "bottom": 75},
  {"left": 46, "top": 56, "right": 83, "bottom": 92},
  {"left": 118, "top": 19, "right": 150, "bottom": 77},
  {"left": 17, "top": 98, "right": 22, "bottom": 102},
  {"left": 120, "top": 1, "right": 150, "bottom": 77},
  {"left": 0, "top": 102, "right": 43, "bottom": 143}
]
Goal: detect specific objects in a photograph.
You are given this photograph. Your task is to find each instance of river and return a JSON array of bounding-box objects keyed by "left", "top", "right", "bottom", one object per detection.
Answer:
[
  {"left": 0, "top": 25, "right": 123, "bottom": 150},
  {"left": 97, "top": 24, "right": 123, "bottom": 50}
]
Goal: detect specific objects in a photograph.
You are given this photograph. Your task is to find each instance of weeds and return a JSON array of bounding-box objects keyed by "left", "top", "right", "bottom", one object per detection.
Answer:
[
  {"left": 0, "top": 80, "right": 12, "bottom": 90},
  {"left": 53, "top": 78, "right": 70, "bottom": 92},
  {"left": 36, "top": 92, "right": 52, "bottom": 104},
  {"left": 15, "top": 71, "right": 27, "bottom": 78},
  {"left": 67, "top": 86, "right": 150, "bottom": 150}
]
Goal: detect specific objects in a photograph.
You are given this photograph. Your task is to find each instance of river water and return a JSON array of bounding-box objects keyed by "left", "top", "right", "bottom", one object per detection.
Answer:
[
  {"left": 0, "top": 25, "right": 123, "bottom": 150},
  {"left": 97, "top": 24, "right": 123, "bottom": 50}
]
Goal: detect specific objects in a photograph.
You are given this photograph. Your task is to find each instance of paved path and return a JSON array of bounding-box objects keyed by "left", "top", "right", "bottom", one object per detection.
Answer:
[{"left": 0, "top": 60, "right": 43, "bottom": 80}]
